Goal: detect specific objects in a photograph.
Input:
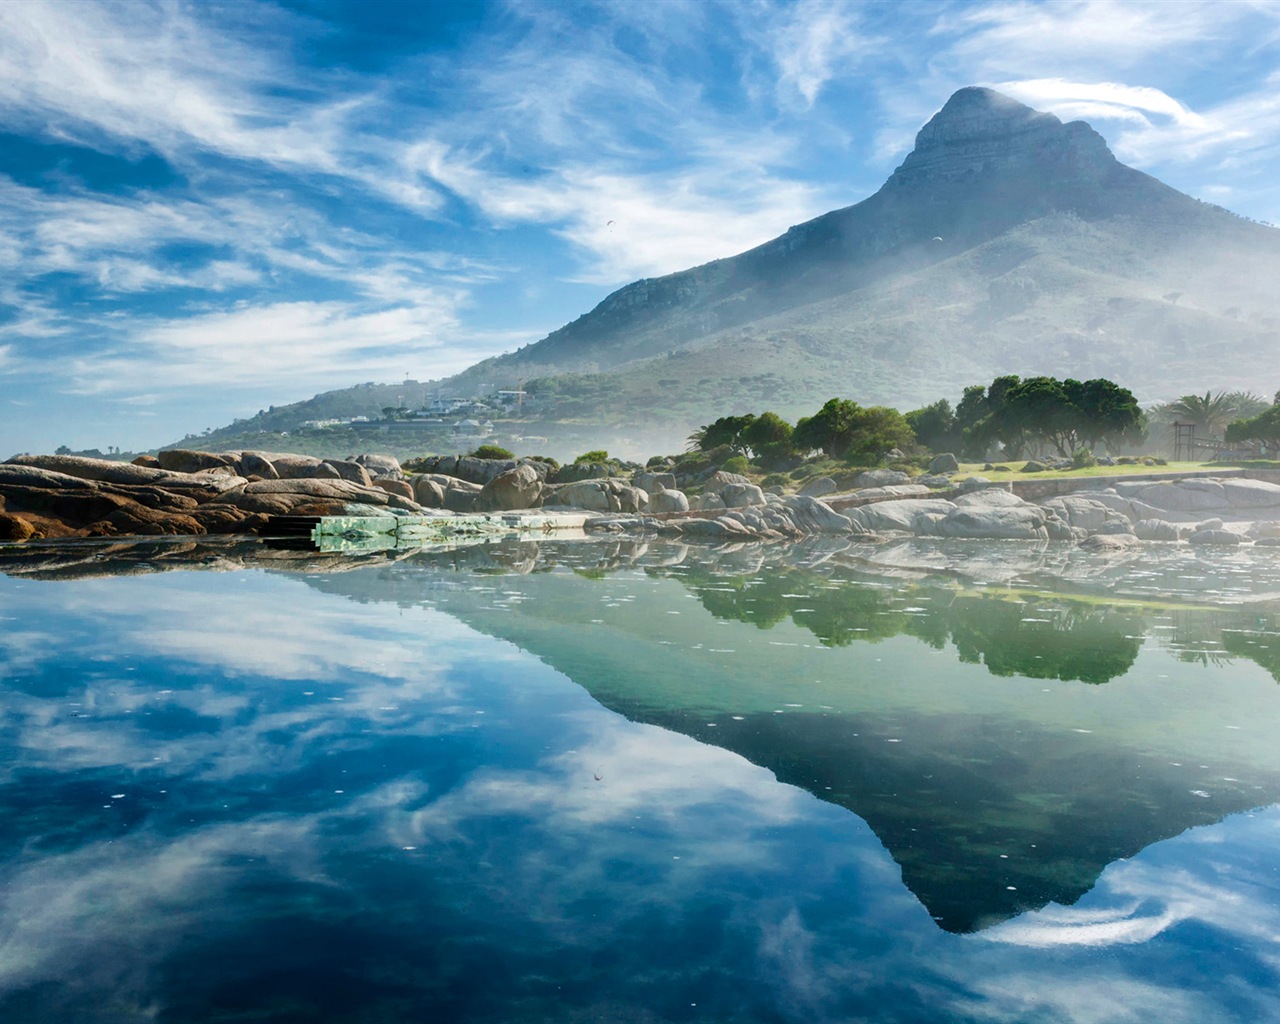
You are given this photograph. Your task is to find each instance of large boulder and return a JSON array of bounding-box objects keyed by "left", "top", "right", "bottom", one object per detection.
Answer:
[
  {"left": 0, "top": 485, "right": 133, "bottom": 526},
  {"left": 475, "top": 464, "right": 545, "bottom": 511},
  {"left": 238, "top": 452, "right": 280, "bottom": 479},
  {"left": 931, "top": 505, "right": 1050, "bottom": 540},
  {"left": 1221, "top": 478, "right": 1280, "bottom": 510},
  {"left": 953, "top": 488, "right": 1024, "bottom": 509},
  {"left": 270, "top": 455, "right": 340, "bottom": 480},
  {"left": 780, "top": 495, "right": 859, "bottom": 534},
  {"left": 648, "top": 488, "right": 690, "bottom": 514},
  {"left": 721, "top": 482, "right": 767, "bottom": 508},
  {"left": 322, "top": 460, "right": 373, "bottom": 487},
  {"left": 234, "top": 478, "right": 421, "bottom": 512},
  {"left": 634, "top": 471, "right": 676, "bottom": 494},
  {"left": 702, "top": 470, "right": 750, "bottom": 491},
  {"left": 6, "top": 454, "right": 243, "bottom": 491},
  {"left": 412, "top": 477, "right": 447, "bottom": 509},
  {"left": 156, "top": 449, "right": 237, "bottom": 474},
  {"left": 1040, "top": 495, "right": 1127, "bottom": 531},
  {"left": 88, "top": 503, "right": 206, "bottom": 537},
  {"left": 352, "top": 454, "right": 404, "bottom": 480},
  {"left": 191, "top": 505, "right": 258, "bottom": 534},
  {"left": 443, "top": 478, "right": 484, "bottom": 513},
  {"left": 551, "top": 479, "right": 647, "bottom": 513},
  {"left": 373, "top": 479, "right": 416, "bottom": 501},
  {"left": 1133, "top": 518, "right": 1187, "bottom": 542},
  {"left": 798, "top": 476, "right": 837, "bottom": 497},
  {"left": 451, "top": 456, "right": 519, "bottom": 485},
  {"left": 854, "top": 469, "right": 911, "bottom": 488},
  {"left": 845, "top": 498, "right": 956, "bottom": 533},
  {"left": 1108, "top": 477, "right": 1280, "bottom": 517},
  {"left": 0, "top": 464, "right": 98, "bottom": 490},
  {"left": 928, "top": 453, "right": 960, "bottom": 474},
  {"left": 0, "top": 513, "right": 39, "bottom": 541}
]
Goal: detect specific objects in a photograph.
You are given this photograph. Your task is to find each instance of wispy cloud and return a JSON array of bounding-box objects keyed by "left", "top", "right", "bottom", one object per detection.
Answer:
[
  {"left": 765, "top": 1, "right": 874, "bottom": 108},
  {"left": 1, "top": 0, "right": 1278, "bottom": 450}
]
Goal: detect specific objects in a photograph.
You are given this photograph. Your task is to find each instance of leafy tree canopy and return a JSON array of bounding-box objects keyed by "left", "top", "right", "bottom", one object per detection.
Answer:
[{"left": 793, "top": 399, "right": 914, "bottom": 461}]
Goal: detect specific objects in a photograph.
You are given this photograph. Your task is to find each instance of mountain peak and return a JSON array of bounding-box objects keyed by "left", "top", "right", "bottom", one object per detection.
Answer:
[{"left": 887, "top": 86, "right": 1117, "bottom": 189}]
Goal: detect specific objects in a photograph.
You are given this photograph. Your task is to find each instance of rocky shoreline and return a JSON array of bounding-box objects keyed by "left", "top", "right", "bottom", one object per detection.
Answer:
[{"left": 4, "top": 449, "right": 1280, "bottom": 549}]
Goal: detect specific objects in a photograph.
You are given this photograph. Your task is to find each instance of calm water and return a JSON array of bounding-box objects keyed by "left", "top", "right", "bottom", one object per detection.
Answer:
[{"left": 2, "top": 537, "right": 1280, "bottom": 1023}]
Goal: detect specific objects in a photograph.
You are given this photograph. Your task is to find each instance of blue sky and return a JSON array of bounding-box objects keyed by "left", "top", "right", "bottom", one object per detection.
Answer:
[{"left": 2, "top": 0, "right": 1279, "bottom": 455}]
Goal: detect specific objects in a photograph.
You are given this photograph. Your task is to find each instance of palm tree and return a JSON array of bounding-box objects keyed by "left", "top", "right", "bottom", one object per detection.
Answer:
[{"left": 1165, "top": 391, "right": 1245, "bottom": 438}]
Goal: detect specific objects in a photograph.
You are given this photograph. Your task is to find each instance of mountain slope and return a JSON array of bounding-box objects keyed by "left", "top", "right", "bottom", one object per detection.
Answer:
[
  {"left": 195, "top": 87, "right": 1280, "bottom": 457},
  {"left": 449, "top": 87, "right": 1279, "bottom": 412}
]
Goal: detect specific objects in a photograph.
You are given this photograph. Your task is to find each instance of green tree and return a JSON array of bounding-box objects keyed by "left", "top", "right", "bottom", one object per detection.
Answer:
[
  {"left": 847, "top": 406, "right": 915, "bottom": 461},
  {"left": 904, "top": 399, "right": 956, "bottom": 453},
  {"left": 1226, "top": 404, "right": 1280, "bottom": 445},
  {"left": 962, "top": 375, "right": 1026, "bottom": 458},
  {"left": 687, "top": 414, "right": 756, "bottom": 454},
  {"left": 741, "top": 411, "right": 795, "bottom": 464},
  {"left": 793, "top": 399, "right": 862, "bottom": 458},
  {"left": 1072, "top": 378, "right": 1144, "bottom": 452},
  {"left": 793, "top": 399, "right": 914, "bottom": 462}
]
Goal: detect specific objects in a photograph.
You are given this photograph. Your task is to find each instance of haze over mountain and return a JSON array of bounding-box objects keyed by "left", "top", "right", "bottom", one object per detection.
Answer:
[{"left": 202, "top": 86, "right": 1280, "bottom": 457}]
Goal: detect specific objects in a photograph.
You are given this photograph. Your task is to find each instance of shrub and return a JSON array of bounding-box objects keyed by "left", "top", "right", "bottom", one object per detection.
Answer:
[
  {"left": 523, "top": 455, "right": 560, "bottom": 473},
  {"left": 1072, "top": 448, "right": 1097, "bottom": 469},
  {"left": 575, "top": 449, "right": 609, "bottom": 464},
  {"left": 722, "top": 455, "right": 750, "bottom": 474},
  {"left": 471, "top": 444, "right": 514, "bottom": 460}
]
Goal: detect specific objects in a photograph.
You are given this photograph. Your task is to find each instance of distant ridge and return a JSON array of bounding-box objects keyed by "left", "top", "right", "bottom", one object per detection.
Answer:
[{"left": 197, "top": 87, "right": 1280, "bottom": 457}]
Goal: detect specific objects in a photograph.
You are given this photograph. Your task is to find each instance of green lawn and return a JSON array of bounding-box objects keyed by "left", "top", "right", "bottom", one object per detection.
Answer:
[{"left": 951, "top": 460, "right": 1278, "bottom": 483}]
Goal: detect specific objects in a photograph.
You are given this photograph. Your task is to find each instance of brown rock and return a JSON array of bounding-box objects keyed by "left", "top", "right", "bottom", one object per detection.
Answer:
[
  {"left": 270, "top": 455, "right": 340, "bottom": 480},
  {"left": 209, "top": 492, "right": 310, "bottom": 515},
  {"left": 475, "top": 463, "right": 544, "bottom": 511},
  {"left": 238, "top": 452, "right": 279, "bottom": 479},
  {"left": 323, "top": 460, "right": 373, "bottom": 487},
  {"left": 0, "top": 512, "right": 38, "bottom": 541},
  {"left": 373, "top": 479, "right": 415, "bottom": 501},
  {"left": 100, "top": 485, "right": 200, "bottom": 513},
  {"left": 290, "top": 501, "right": 352, "bottom": 516},
  {"left": 242, "top": 479, "right": 378, "bottom": 498},
  {"left": 131, "top": 454, "right": 162, "bottom": 469},
  {"left": 191, "top": 505, "right": 254, "bottom": 533},
  {"left": 0, "top": 464, "right": 99, "bottom": 489},
  {"left": 0, "top": 485, "right": 130, "bottom": 525},
  {"left": 413, "top": 478, "right": 446, "bottom": 508},
  {"left": 89, "top": 502, "right": 207, "bottom": 536},
  {"left": 157, "top": 449, "right": 237, "bottom": 474}
]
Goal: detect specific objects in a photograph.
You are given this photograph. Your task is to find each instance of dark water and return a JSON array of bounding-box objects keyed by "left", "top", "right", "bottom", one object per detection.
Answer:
[{"left": 2, "top": 537, "right": 1279, "bottom": 1022}]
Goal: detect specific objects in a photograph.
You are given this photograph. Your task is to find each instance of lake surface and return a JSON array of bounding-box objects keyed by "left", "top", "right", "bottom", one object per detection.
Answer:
[{"left": 2, "top": 536, "right": 1280, "bottom": 1022}]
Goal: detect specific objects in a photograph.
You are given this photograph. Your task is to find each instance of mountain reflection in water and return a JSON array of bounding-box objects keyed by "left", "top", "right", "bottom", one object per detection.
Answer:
[
  {"left": 2, "top": 535, "right": 1280, "bottom": 1020},
  {"left": 282, "top": 538, "right": 1280, "bottom": 934}
]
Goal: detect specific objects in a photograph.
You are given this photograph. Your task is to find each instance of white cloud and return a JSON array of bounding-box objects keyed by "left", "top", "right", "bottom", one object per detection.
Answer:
[
  {"left": 65, "top": 296, "right": 486, "bottom": 396},
  {"left": 937, "top": 1, "right": 1246, "bottom": 72},
  {"left": 768, "top": 1, "right": 871, "bottom": 108},
  {"left": 416, "top": 144, "right": 839, "bottom": 284},
  {"left": 996, "top": 79, "right": 1206, "bottom": 129}
]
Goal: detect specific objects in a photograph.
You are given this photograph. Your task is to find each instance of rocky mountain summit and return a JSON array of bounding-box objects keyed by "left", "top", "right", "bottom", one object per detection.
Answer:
[{"left": 401, "top": 86, "right": 1279, "bottom": 454}]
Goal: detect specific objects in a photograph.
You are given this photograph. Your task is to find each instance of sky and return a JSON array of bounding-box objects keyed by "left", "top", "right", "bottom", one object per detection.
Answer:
[{"left": 1, "top": 0, "right": 1279, "bottom": 456}]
